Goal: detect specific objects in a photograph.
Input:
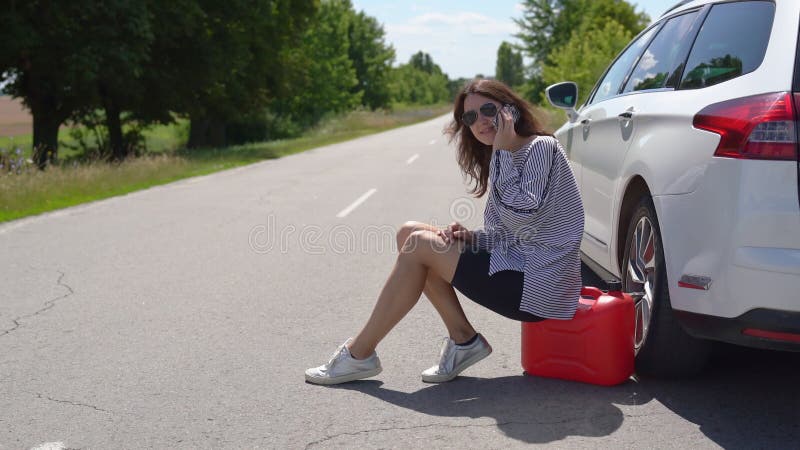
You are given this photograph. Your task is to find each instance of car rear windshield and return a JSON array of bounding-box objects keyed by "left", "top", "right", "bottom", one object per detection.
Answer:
[{"left": 679, "top": 1, "right": 775, "bottom": 89}]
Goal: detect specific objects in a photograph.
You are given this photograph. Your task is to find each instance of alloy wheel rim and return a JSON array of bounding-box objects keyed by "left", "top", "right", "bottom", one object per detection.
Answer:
[{"left": 626, "top": 216, "right": 656, "bottom": 354}]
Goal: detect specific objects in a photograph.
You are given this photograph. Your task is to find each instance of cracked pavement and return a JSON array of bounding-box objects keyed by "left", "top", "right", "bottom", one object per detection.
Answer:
[
  {"left": 1, "top": 270, "right": 74, "bottom": 339},
  {"left": 2, "top": 115, "right": 798, "bottom": 449},
  {"left": 29, "top": 392, "right": 112, "bottom": 415}
]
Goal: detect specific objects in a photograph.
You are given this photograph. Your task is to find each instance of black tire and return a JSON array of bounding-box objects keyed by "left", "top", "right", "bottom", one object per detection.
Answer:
[{"left": 624, "top": 196, "right": 711, "bottom": 377}]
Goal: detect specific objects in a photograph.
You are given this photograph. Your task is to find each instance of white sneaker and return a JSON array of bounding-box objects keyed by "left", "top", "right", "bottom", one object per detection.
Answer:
[
  {"left": 421, "top": 334, "right": 492, "bottom": 383},
  {"left": 305, "top": 338, "right": 382, "bottom": 385}
]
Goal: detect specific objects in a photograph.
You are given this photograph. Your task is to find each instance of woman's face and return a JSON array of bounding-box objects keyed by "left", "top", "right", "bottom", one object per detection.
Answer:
[{"left": 463, "top": 93, "right": 500, "bottom": 146}]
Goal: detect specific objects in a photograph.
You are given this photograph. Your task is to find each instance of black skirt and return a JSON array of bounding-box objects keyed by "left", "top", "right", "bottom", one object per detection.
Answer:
[{"left": 450, "top": 247, "right": 545, "bottom": 322}]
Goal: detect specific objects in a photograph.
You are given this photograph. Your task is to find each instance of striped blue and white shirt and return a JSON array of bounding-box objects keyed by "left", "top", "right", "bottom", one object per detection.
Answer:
[{"left": 473, "top": 135, "right": 584, "bottom": 320}]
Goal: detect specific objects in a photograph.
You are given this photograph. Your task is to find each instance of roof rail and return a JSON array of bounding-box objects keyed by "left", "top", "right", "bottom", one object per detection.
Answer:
[{"left": 662, "top": 0, "right": 697, "bottom": 16}]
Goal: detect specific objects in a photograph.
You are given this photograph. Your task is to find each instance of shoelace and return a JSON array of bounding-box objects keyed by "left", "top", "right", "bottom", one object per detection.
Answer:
[
  {"left": 326, "top": 344, "right": 348, "bottom": 368},
  {"left": 435, "top": 337, "right": 457, "bottom": 373}
]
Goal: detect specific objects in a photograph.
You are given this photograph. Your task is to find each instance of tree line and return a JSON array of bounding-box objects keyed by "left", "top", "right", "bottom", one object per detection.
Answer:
[
  {"left": 0, "top": 0, "right": 453, "bottom": 169},
  {"left": 2, "top": 0, "right": 650, "bottom": 169}
]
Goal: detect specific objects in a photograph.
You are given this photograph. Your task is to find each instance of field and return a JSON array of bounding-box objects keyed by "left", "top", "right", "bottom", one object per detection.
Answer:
[{"left": 0, "top": 96, "right": 32, "bottom": 137}]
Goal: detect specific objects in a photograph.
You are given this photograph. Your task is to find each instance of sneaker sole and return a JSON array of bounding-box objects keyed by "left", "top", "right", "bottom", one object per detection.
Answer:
[
  {"left": 421, "top": 345, "right": 492, "bottom": 383},
  {"left": 305, "top": 366, "right": 382, "bottom": 385}
]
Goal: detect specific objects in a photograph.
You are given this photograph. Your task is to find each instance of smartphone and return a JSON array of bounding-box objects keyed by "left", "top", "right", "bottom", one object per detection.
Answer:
[{"left": 492, "top": 104, "right": 520, "bottom": 129}]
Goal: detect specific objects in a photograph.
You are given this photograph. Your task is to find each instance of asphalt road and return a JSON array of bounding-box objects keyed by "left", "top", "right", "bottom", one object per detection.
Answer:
[{"left": 1, "top": 115, "right": 798, "bottom": 449}]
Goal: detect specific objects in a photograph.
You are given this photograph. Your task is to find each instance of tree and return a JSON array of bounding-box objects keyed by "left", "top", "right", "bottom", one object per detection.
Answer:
[
  {"left": 389, "top": 53, "right": 450, "bottom": 105},
  {"left": 0, "top": 0, "right": 315, "bottom": 160},
  {"left": 133, "top": 0, "right": 205, "bottom": 125},
  {"left": 83, "top": 1, "right": 154, "bottom": 161},
  {"left": 272, "top": 0, "right": 361, "bottom": 130},
  {"left": 495, "top": 42, "right": 525, "bottom": 88},
  {"left": 515, "top": 0, "right": 648, "bottom": 66},
  {"left": 0, "top": 1, "right": 119, "bottom": 167},
  {"left": 515, "top": 0, "right": 583, "bottom": 72},
  {"left": 1, "top": 0, "right": 409, "bottom": 160},
  {"left": 347, "top": 10, "right": 395, "bottom": 109},
  {"left": 514, "top": 0, "right": 649, "bottom": 101},
  {"left": 186, "top": 0, "right": 317, "bottom": 148},
  {"left": 409, "top": 51, "right": 442, "bottom": 75},
  {"left": 541, "top": 19, "right": 633, "bottom": 105}
]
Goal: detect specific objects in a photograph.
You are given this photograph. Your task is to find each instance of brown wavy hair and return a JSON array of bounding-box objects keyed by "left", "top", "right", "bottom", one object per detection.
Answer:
[{"left": 446, "top": 78, "right": 549, "bottom": 197}]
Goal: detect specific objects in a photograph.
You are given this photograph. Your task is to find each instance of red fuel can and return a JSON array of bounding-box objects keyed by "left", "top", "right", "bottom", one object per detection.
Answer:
[{"left": 521, "top": 286, "right": 635, "bottom": 386}]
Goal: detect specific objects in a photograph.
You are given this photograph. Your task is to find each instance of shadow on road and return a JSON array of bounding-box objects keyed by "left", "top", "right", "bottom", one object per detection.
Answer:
[
  {"left": 335, "top": 347, "right": 799, "bottom": 446},
  {"left": 337, "top": 266, "right": 800, "bottom": 442},
  {"left": 333, "top": 264, "right": 799, "bottom": 446},
  {"left": 580, "top": 264, "right": 800, "bottom": 446},
  {"left": 334, "top": 375, "right": 651, "bottom": 444},
  {"left": 641, "top": 344, "right": 800, "bottom": 448}
]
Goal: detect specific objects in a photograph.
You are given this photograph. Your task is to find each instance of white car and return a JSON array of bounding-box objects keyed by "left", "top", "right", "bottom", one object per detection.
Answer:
[{"left": 546, "top": 0, "right": 800, "bottom": 376}]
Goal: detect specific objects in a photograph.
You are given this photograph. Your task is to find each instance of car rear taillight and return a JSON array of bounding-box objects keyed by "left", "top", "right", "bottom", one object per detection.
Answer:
[{"left": 693, "top": 92, "right": 799, "bottom": 160}]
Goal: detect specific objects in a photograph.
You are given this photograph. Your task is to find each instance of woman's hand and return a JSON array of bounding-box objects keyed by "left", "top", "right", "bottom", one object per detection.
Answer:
[
  {"left": 437, "top": 222, "right": 473, "bottom": 244},
  {"left": 492, "top": 106, "right": 517, "bottom": 152}
]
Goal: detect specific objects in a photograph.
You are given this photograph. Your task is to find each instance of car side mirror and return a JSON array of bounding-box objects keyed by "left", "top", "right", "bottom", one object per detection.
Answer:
[{"left": 546, "top": 82, "right": 579, "bottom": 122}]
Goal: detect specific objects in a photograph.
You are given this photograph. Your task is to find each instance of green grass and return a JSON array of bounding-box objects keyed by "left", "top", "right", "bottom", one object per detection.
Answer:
[
  {"left": 0, "top": 104, "right": 451, "bottom": 223},
  {"left": 0, "top": 120, "right": 187, "bottom": 160}
]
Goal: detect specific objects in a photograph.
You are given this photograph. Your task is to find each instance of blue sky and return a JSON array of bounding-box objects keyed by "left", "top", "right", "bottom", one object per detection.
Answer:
[{"left": 351, "top": 0, "right": 676, "bottom": 79}]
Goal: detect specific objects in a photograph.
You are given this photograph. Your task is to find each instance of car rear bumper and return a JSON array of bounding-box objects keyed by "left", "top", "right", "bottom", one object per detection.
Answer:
[
  {"left": 675, "top": 308, "right": 800, "bottom": 351},
  {"left": 655, "top": 159, "right": 800, "bottom": 317}
]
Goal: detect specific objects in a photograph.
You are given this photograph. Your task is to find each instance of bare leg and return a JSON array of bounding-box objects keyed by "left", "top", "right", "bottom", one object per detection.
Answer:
[
  {"left": 423, "top": 273, "right": 477, "bottom": 343},
  {"left": 348, "top": 227, "right": 474, "bottom": 359},
  {"left": 401, "top": 222, "right": 476, "bottom": 343}
]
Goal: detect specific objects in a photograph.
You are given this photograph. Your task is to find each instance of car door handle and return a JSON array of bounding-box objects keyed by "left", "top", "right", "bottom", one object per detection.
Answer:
[
  {"left": 581, "top": 118, "right": 592, "bottom": 125},
  {"left": 618, "top": 111, "right": 633, "bottom": 119}
]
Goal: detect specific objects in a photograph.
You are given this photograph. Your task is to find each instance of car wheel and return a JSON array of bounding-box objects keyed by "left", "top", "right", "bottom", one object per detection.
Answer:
[{"left": 623, "top": 196, "right": 710, "bottom": 377}]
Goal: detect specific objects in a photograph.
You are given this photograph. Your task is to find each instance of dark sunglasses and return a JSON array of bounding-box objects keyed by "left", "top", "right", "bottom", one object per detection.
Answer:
[{"left": 461, "top": 102, "right": 498, "bottom": 127}]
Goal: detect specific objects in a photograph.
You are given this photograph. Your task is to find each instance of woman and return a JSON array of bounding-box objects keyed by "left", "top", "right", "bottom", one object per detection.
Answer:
[{"left": 305, "top": 79, "right": 584, "bottom": 385}]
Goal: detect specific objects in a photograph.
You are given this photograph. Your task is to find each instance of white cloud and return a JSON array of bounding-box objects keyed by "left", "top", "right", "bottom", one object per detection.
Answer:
[
  {"left": 384, "top": 10, "right": 520, "bottom": 78},
  {"left": 638, "top": 49, "right": 657, "bottom": 71},
  {"left": 389, "top": 12, "right": 512, "bottom": 37}
]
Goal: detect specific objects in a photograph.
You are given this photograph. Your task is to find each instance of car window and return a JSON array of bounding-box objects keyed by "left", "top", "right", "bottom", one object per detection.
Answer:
[
  {"left": 589, "top": 25, "right": 659, "bottom": 104},
  {"left": 795, "top": 14, "right": 800, "bottom": 93},
  {"left": 680, "top": 1, "right": 774, "bottom": 89},
  {"left": 622, "top": 11, "right": 699, "bottom": 93}
]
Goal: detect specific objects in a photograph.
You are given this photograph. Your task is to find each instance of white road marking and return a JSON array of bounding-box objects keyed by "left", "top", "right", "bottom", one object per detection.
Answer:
[
  {"left": 336, "top": 188, "right": 377, "bottom": 218},
  {"left": 428, "top": 139, "right": 437, "bottom": 145},
  {"left": 30, "top": 443, "right": 66, "bottom": 450},
  {"left": 406, "top": 154, "right": 420, "bottom": 165}
]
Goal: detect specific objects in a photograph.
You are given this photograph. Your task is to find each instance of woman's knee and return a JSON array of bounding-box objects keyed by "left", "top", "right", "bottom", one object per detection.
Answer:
[
  {"left": 396, "top": 221, "right": 425, "bottom": 251},
  {"left": 402, "top": 230, "right": 463, "bottom": 280},
  {"left": 401, "top": 229, "right": 438, "bottom": 256}
]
